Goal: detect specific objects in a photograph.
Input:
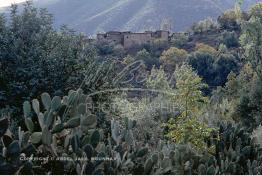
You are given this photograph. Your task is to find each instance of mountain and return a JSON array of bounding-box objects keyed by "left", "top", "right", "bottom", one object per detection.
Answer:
[{"left": 1, "top": 0, "right": 260, "bottom": 35}]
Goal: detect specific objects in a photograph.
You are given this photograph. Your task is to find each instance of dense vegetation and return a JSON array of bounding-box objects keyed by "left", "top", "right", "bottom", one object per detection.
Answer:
[{"left": 0, "top": 1, "right": 262, "bottom": 175}]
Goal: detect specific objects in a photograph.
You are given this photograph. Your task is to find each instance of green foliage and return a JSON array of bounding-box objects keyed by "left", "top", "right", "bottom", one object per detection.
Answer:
[
  {"left": 189, "top": 48, "right": 239, "bottom": 93},
  {"left": 123, "top": 54, "right": 135, "bottom": 65},
  {"left": 161, "top": 64, "right": 212, "bottom": 151},
  {"left": 95, "top": 40, "right": 114, "bottom": 55},
  {"left": 213, "top": 52, "right": 239, "bottom": 85},
  {"left": 235, "top": 78, "right": 262, "bottom": 129},
  {"left": 170, "top": 33, "right": 189, "bottom": 48},
  {"left": 195, "top": 43, "right": 217, "bottom": 55},
  {"left": 0, "top": 90, "right": 145, "bottom": 174},
  {"left": 135, "top": 49, "right": 159, "bottom": 69},
  {"left": 191, "top": 18, "right": 218, "bottom": 34},
  {"left": 148, "top": 39, "right": 169, "bottom": 57},
  {"left": 218, "top": 9, "right": 242, "bottom": 31},
  {"left": 165, "top": 116, "right": 214, "bottom": 152},
  {"left": 163, "top": 124, "right": 262, "bottom": 175},
  {"left": 248, "top": 2, "right": 262, "bottom": 21},
  {"left": 160, "top": 47, "right": 188, "bottom": 71},
  {"left": 136, "top": 49, "right": 151, "bottom": 61},
  {"left": 240, "top": 16, "right": 262, "bottom": 78},
  {"left": 173, "top": 64, "right": 208, "bottom": 116},
  {"left": 145, "top": 66, "right": 172, "bottom": 91},
  {"left": 188, "top": 52, "right": 215, "bottom": 94},
  {"left": 0, "top": 88, "right": 261, "bottom": 175},
  {"left": 220, "top": 31, "right": 240, "bottom": 48},
  {"left": 0, "top": 3, "right": 96, "bottom": 121},
  {"left": 209, "top": 62, "right": 260, "bottom": 129},
  {"left": 214, "top": 124, "right": 262, "bottom": 174}
]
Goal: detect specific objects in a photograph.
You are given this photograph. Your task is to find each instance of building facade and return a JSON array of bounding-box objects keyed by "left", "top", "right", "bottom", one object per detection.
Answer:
[{"left": 97, "top": 30, "right": 169, "bottom": 48}]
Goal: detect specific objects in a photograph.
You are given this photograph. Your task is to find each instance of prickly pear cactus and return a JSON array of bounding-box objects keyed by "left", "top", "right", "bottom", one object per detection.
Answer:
[{"left": 1, "top": 90, "right": 262, "bottom": 175}]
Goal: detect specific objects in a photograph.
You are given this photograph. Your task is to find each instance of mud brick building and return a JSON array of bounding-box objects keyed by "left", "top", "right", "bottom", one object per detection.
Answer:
[{"left": 97, "top": 30, "right": 169, "bottom": 48}]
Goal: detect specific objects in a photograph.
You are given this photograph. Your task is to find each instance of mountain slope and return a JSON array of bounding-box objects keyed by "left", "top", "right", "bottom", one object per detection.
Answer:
[{"left": 2, "top": 0, "right": 261, "bottom": 34}]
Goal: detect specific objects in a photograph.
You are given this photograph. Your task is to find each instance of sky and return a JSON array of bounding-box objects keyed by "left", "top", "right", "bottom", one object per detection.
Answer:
[{"left": 0, "top": 0, "right": 27, "bottom": 7}]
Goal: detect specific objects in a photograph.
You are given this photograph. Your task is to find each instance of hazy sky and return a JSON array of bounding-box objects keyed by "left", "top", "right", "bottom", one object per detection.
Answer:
[{"left": 0, "top": 0, "right": 26, "bottom": 7}]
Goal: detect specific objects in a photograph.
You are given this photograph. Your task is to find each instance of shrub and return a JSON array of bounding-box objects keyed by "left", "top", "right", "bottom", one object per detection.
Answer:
[
  {"left": 95, "top": 40, "right": 114, "bottom": 55},
  {"left": 191, "top": 18, "right": 218, "bottom": 34},
  {"left": 218, "top": 9, "right": 241, "bottom": 31},
  {"left": 248, "top": 2, "right": 262, "bottom": 21},
  {"left": 170, "top": 33, "right": 189, "bottom": 48},
  {"left": 195, "top": 43, "right": 217, "bottom": 55},
  {"left": 160, "top": 47, "right": 188, "bottom": 71},
  {"left": 221, "top": 31, "right": 240, "bottom": 48}
]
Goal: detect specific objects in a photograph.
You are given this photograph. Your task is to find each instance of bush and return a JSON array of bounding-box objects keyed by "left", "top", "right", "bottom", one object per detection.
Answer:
[
  {"left": 95, "top": 40, "right": 114, "bottom": 55},
  {"left": 165, "top": 116, "right": 214, "bottom": 152},
  {"left": 235, "top": 78, "right": 262, "bottom": 129},
  {"left": 191, "top": 18, "right": 218, "bottom": 34},
  {"left": 160, "top": 47, "right": 188, "bottom": 72},
  {"left": 218, "top": 9, "right": 241, "bottom": 31},
  {"left": 194, "top": 43, "right": 217, "bottom": 55},
  {"left": 221, "top": 31, "right": 240, "bottom": 48},
  {"left": 248, "top": 2, "right": 262, "bottom": 21},
  {"left": 170, "top": 33, "right": 189, "bottom": 48},
  {"left": 189, "top": 51, "right": 239, "bottom": 92},
  {"left": 148, "top": 39, "right": 169, "bottom": 57},
  {"left": 135, "top": 49, "right": 159, "bottom": 69}
]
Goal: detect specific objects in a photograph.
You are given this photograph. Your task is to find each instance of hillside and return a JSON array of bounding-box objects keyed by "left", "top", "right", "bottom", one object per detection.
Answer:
[{"left": 1, "top": 0, "right": 260, "bottom": 35}]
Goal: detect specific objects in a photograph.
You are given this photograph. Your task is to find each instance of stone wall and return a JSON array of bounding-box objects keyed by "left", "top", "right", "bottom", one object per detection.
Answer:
[{"left": 123, "top": 33, "right": 152, "bottom": 48}]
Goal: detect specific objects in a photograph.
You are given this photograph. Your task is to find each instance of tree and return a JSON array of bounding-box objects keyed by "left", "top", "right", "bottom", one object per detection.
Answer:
[
  {"left": 160, "top": 47, "right": 188, "bottom": 72},
  {"left": 123, "top": 54, "right": 135, "bottom": 65},
  {"left": 232, "top": 3, "right": 262, "bottom": 129},
  {"left": 145, "top": 66, "right": 173, "bottom": 91},
  {"left": 221, "top": 31, "right": 240, "bottom": 48},
  {"left": 210, "top": 60, "right": 261, "bottom": 130},
  {"left": 233, "top": 70, "right": 262, "bottom": 129},
  {"left": 191, "top": 18, "right": 218, "bottom": 34},
  {"left": 148, "top": 39, "right": 169, "bottom": 57},
  {"left": 195, "top": 43, "right": 217, "bottom": 55},
  {"left": 135, "top": 49, "right": 158, "bottom": 69},
  {"left": 0, "top": 3, "right": 97, "bottom": 122},
  {"left": 235, "top": 93, "right": 257, "bottom": 129},
  {"left": 173, "top": 64, "right": 208, "bottom": 117},
  {"left": 240, "top": 16, "right": 262, "bottom": 79},
  {"left": 136, "top": 49, "right": 151, "bottom": 60},
  {"left": 170, "top": 33, "right": 189, "bottom": 48},
  {"left": 95, "top": 40, "right": 114, "bottom": 55},
  {"left": 189, "top": 47, "right": 239, "bottom": 93},
  {"left": 213, "top": 52, "right": 239, "bottom": 86},
  {"left": 165, "top": 64, "right": 212, "bottom": 151},
  {"left": 165, "top": 115, "right": 214, "bottom": 151},
  {"left": 218, "top": 9, "right": 242, "bottom": 31},
  {"left": 189, "top": 52, "right": 215, "bottom": 94},
  {"left": 248, "top": 2, "right": 262, "bottom": 21}
]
